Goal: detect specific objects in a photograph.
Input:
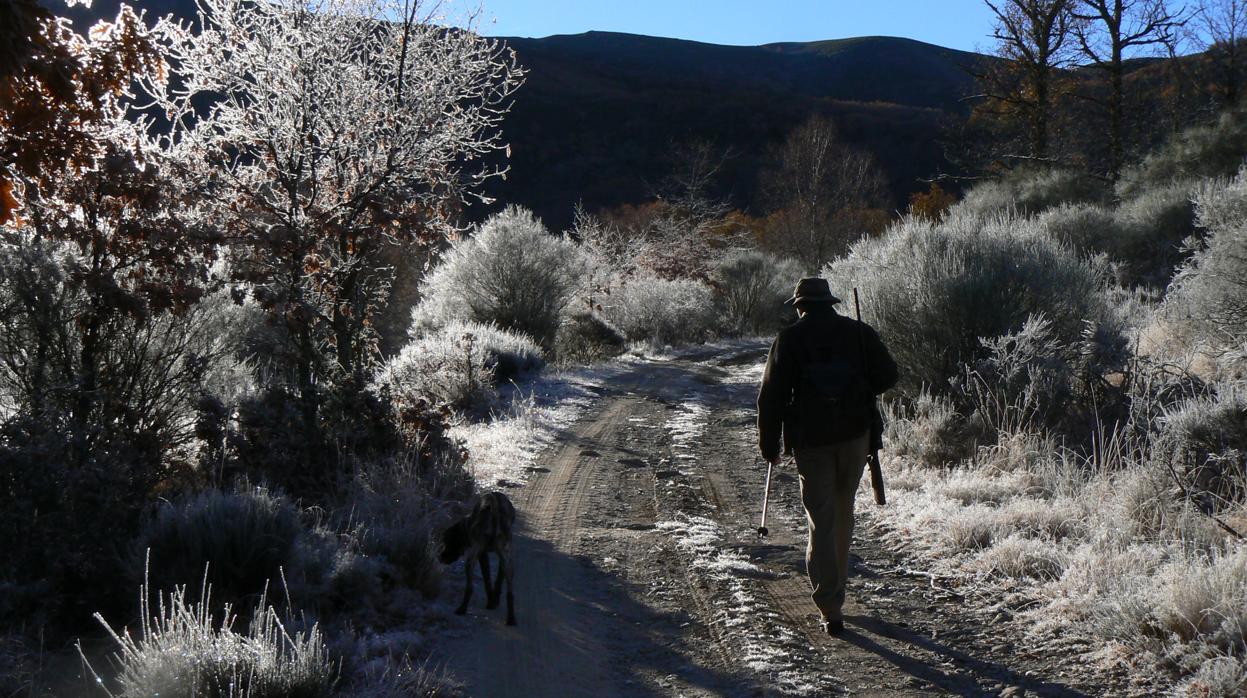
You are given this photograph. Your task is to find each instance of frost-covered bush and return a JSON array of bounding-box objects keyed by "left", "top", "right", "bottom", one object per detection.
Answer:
[
  {"left": 375, "top": 327, "right": 497, "bottom": 414},
  {"left": 379, "top": 320, "right": 543, "bottom": 416},
  {"left": 826, "top": 212, "right": 1111, "bottom": 395},
  {"left": 92, "top": 587, "right": 334, "bottom": 698},
  {"left": 1157, "top": 387, "right": 1247, "bottom": 509},
  {"left": 711, "top": 250, "right": 801, "bottom": 335},
  {"left": 412, "top": 207, "right": 593, "bottom": 348},
  {"left": 954, "top": 167, "right": 1109, "bottom": 217},
  {"left": 1037, "top": 202, "right": 1119, "bottom": 254},
  {"left": 553, "top": 310, "right": 627, "bottom": 365},
  {"left": 226, "top": 382, "right": 406, "bottom": 500},
  {"left": 1036, "top": 185, "right": 1196, "bottom": 286},
  {"left": 423, "top": 321, "right": 545, "bottom": 385},
  {"left": 959, "top": 312, "right": 1128, "bottom": 440},
  {"left": 1113, "top": 181, "right": 1199, "bottom": 284},
  {"left": 135, "top": 486, "right": 306, "bottom": 609},
  {"left": 601, "top": 276, "right": 717, "bottom": 347},
  {"left": 0, "top": 244, "right": 251, "bottom": 626},
  {"left": 1118, "top": 109, "right": 1247, "bottom": 199},
  {"left": 886, "top": 391, "right": 977, "bottom": 467},
  {"left": 338, "top": 458, "right": 471, "bottom": 600},
  {"left": 1166, "top": 169, "right": 1247, "bottom": 353},
  {"left": 343, "top": 657, "right": 463, "bottom": 697}
]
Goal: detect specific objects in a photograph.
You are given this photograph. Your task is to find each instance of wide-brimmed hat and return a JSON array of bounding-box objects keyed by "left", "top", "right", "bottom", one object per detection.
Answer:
[{"left": 784, "top": 277, "right": 842, "bottom": 306}]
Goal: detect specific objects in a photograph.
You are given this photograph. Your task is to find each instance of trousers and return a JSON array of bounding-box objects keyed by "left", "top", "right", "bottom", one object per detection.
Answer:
[{"left": 795, "top": 431, "right": 869, "bottom": 621}]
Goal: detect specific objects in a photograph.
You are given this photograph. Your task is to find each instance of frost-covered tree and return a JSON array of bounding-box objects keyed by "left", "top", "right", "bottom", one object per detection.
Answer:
[
  {"left": 1, "top": 0, "right": 162, "bottom": 224},
  {"left": 143, "top": 0, "right": 525, "bottom": 393},
  {"left": 1, "top": 4, "right": 221, "bottom": 459}
]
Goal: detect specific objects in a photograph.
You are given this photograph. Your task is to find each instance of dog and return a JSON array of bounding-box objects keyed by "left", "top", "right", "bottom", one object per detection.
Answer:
[{"left": 440, "top": 491, "right": 517, "bottom": 626}]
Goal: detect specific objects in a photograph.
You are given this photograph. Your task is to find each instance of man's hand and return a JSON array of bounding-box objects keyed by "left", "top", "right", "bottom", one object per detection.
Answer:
[{"left": 769, "top": 455, "right": 782, "bottom": 467}]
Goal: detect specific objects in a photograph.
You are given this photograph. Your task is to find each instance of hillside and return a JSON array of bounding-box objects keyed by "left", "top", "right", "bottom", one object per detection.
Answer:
[
  {"left": 61, "top": 2, "right": 991, "bottom": 227},
  {"left": 486, "top": 32, "right": 988, "bottom": 226}
]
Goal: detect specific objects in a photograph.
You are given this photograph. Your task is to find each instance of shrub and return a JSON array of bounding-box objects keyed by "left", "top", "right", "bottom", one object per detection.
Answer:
[
  {"left": 1118, "top": 109, "right": 1247, "bottom": 200},
  {"left": 954, "top": 167, "right": 1109, "bottom": 217},
  {"left": 885, "top": 391, "right": 977, "bottom": 467},
  {"left": 1037, "top": 202, "right": 1119, "bottom": 254},
  {"left": 1166, "top": 169, "right": 1247, "bottom": 352},
  {"left": 553, "top": 310, "right": 627, "bottom": 365},
  {"left": 959, "top": 312, "right": 1129, "bottom": 439},
  {"left": 1157, "top": 386, "right": 1247, "bottom": 510},
  {"left": 0, "top": 417, "right": 156, "bottom": 634},
  {"left": 91, "top": 587, "right": 334, "bottom": 698},
  {"left": 1112, "top": 180, "right": 1199, "bottom": 285},
  {"left": 826, "top": 212, "right": 1111, "bottom": 396},
  {"left": 225, "top": 381, "right": 406, "bottom": 501},
  {"left": 0, "top": 244, "right": 249, "bottom": 633},
  {"left": 388, "top": 319, "right": 546, "bottom": 407},
  {"left": 710, "top": 250, "right": 801, "bottom": 335},
  {"left": 337, "top": 458, "right": 471, "bottom": 600},
  {"left": 135, "top": 486, "right": 306, "bottom": 609},
  {"left": 600, "top": 276, "right": 717, "bottom": 348},
  {"left": 434, "top": 321, "right": 545, "bottom": 385},
  {"left": 343, "top": 657, "right": 463, "bottom": 697},
  {"left": 411, "top": 206, "right": 592, "bottom": 348},
  {"left": 1036, "top": 184, "right": 1196, "bottom": 287}
]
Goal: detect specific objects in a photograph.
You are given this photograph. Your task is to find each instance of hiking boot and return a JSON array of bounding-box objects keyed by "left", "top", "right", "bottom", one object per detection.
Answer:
[{"left": 820, "top": 618, "right": 845, "bottom": 636}]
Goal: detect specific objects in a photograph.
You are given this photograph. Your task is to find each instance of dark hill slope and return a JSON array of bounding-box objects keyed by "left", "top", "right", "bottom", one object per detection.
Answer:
[
  {"left": 488, "top": 32, "right": 989, "bottom": 226},
  {"left": 53, "top": 1, "right": 990, "bottom": 227}
]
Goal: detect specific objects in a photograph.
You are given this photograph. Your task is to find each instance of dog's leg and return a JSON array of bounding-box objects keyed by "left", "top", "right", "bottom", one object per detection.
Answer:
[
  {"left": 455, "top": 544, "right": 480, "bottom": 616},
  {"left": 489, "top": 550, "right": 505, "bottom": 609},
  {"left": 502, "top": 545, "right": 516, "bottom": 626},
  {"left": 480, "top": 551, "right": 497, "bottom": 608}
]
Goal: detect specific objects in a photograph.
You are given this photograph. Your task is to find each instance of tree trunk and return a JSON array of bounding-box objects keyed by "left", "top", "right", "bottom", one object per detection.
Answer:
[{"left": 1109, "top": 43, "right": 1124, "bottom": 181}]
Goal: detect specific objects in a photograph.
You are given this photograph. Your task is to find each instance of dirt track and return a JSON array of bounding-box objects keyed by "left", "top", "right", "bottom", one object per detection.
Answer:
[{"left": 432, "top": 344, "right": 1110, "bottom": 697}]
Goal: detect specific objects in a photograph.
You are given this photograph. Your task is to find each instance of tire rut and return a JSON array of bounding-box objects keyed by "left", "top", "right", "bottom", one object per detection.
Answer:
[
  {"left": 432, "top": 364, "right": 753, "bottom": 697},
  {"left": 434, "top": 346, "right": 1104, "bottom": 697}
]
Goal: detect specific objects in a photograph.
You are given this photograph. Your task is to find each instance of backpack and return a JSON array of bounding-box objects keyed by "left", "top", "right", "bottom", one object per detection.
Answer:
[
  {"left": 791, "top": 346, "right": 873, "bottom": 446},
  {"left": 799, "top": 358, "right": 871, "bottom": 417}
]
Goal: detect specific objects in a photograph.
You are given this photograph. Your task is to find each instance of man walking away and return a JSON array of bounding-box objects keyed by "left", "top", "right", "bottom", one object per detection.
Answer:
[{"left": 757, "top": 277, "right": 898, "bottom": 636}]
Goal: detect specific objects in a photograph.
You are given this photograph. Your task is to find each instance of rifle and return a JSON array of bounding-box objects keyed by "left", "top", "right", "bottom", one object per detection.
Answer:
[{"left": 853, "top": 288, "right": 886, "bottom": 506}]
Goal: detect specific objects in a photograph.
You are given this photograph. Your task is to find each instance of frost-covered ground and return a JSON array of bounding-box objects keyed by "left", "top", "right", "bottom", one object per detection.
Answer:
[
  {"left": 655, "top": 516, "right": 826, "bottom": 696},
  {"left": 450, "top": 362, "right": 628, "bottom": 487}
]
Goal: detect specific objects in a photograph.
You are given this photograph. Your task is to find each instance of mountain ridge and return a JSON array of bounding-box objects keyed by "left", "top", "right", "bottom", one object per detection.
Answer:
[{"left": 53, "top": 0, "right": 992, "bottom": 226}]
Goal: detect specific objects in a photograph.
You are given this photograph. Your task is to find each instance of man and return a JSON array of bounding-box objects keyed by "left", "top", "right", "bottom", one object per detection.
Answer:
[{"left": 757, "top": 277, "right": 898, "bottom": 636}]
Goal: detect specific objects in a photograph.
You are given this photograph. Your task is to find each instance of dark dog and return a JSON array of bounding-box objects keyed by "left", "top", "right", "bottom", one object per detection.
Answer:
[{"left": 440, "top": 491, "right": 517, "bottom": 626}]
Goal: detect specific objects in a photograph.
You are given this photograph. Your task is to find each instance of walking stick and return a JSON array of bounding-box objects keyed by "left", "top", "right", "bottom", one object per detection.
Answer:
[{"left": 758, "top": 457, "right": 774, "bottom": 537}]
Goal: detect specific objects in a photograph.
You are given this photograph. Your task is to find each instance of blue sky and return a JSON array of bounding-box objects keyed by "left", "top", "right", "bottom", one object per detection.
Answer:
[{"left": 477, "top": 0, "right": 999, "bottom": 52}]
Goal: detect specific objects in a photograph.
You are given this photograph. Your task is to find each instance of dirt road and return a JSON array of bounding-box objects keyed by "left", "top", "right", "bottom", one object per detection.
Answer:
[{"left": 432, "top": 344, "right": 1106, "bottom": 697}]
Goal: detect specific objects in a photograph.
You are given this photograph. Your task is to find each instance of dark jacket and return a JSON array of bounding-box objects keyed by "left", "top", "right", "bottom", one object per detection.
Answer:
[{"left": 757, "top": 305, "right": 898, "bottom": 462}]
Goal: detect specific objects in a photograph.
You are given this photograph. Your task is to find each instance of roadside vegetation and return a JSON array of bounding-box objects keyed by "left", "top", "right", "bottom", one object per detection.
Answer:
[
  {"left": 833, "top": 111, "right": 1247, "bottom": 696},
  {"left": 3, "top": 0, "right": 1247, "bottom": 694}
]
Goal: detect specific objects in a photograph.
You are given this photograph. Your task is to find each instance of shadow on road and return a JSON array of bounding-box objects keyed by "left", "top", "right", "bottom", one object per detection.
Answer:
[
  {"left": 440, "top": 521, "right": 759, "bottom": 698},
  {"left": 842, "top": 614, "right": 1092, "bottom": 697}
]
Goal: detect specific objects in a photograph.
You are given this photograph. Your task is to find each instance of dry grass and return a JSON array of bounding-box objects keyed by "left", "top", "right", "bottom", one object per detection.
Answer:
[
  {"left": 87, "top": 580, "right": 334, "bottom": 698},
  {"left": 874, "top": 410, "right": 1247, "bottom": 694}
]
